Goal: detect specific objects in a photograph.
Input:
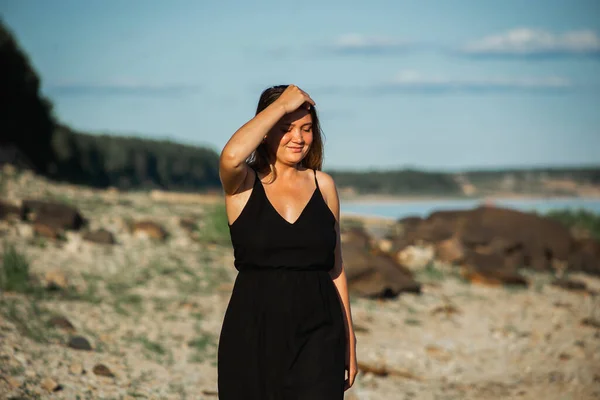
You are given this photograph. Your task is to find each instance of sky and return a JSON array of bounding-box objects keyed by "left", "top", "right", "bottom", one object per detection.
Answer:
[{"left": 2, "top": 0, "right": 600, "bottom": 171}]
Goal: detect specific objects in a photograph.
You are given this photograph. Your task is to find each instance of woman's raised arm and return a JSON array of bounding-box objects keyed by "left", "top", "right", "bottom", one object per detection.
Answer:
[{"left": 219, "top": 85, "right": 315, "bottom": 195}]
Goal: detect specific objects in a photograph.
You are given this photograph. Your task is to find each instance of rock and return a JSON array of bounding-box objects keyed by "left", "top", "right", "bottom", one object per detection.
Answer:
[
  {"left": 461, "top": 206, "right": 573, "bottom": 270},
  {"left": 569, "top": 238, "right": 600, "bottom": 276},
  {"left": 48, "top": 316, "right": 76, "bottom": 332},
  {"left": 41, "top": 377, "right": 61, "bottom": 392},
  {"left": 425, "top": 345, "right": 452, "bottom": 362},
  {"left": 461, "top": 251, "right": 529, "bottom": 287},
  {"left": 68, "top": 336, "right": 92, "bottom": 351},
  {"left": 33, "top": 222, "right": 61, "bottom": 239},
  {"left": 430, "top": 304, "right": 461, "bottom": 317},
  {"left": 581, "top": 318, "right": 600, "bottom": 329},
  {"left": 0, "top": 200, "right": 20, "bottom": 221},
  {"left": 410, "top": 210, "right": 466, "bottom": 242},
  {"left": 132, "top": 220, "right": 168, "bottom": 241},
  {"left": 435, "top": 237, "right": 464, "bottom": 264},
  {"left": 69, "top": 362, "right": 84, "bottom": 375},
  {"left": 396, "top": 245, "right": 435, "bottom": 271},
  {"left": 357, "top": 360, "right": 423, "bottom": 381},
  {"left": 92, "top": 363, "right": 115, "bottom": 377},
  {"left": 377, "top": 238, "right": 392, "bottom": 253},
  {"left": 551, "top": 278, "right": 587, "bottom": 292},
  {"left": 21, "top": 199, "right": 85, "bottom": 231},
  {"left": 6, "top": 376, "right": 22, "bottom": 389},
  {"left": 16, "top": 223, "right": 34, "bottom": 238},
  {"left": 343, "top": 228, "right": 421, "bottom": 298},
  {"left": 397, "top": 216, "right": 423, "bottom": 228},
  {"left": 83, "top": 229, "right": 116, "bottom": 245},
  {"left": 395, "top": 205, "right": 577, "bottom": 274},
  {"left": 45, "top": 269, "right": 69, "bottom": 290},
  {"left": 179, "top": 217, "right": 197, "bottom": 232}
]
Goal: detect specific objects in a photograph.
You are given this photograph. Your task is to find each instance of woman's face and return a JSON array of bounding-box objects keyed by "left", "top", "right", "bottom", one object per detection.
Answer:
[{"left": 265, "top": 107, "right": 313, "bottom": 166}]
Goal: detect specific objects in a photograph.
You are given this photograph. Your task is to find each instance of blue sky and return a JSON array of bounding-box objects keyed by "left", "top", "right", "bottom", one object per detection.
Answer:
[{"left": 3, "top": 0, "right": 600, "bottom": 170}]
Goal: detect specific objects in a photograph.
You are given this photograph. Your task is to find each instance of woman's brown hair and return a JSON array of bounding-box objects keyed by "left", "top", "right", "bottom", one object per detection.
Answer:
[{"left": 247, "top": 85, "right": 324, "bottom": 180}]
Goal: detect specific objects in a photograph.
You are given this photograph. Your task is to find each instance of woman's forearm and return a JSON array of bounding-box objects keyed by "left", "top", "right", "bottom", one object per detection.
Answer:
[{"left": 220, "top": 101, "right": 286, "bottom": 168}]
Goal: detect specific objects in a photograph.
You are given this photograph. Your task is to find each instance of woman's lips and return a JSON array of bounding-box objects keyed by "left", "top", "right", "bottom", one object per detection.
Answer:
[{"left": 288, "top": 146, "right": 303, "bottom": 152}]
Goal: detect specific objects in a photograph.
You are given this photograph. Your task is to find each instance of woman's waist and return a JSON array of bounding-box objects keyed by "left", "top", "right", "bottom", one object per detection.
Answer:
[{"left": 236, "top": 262, "right": 332, "bottom": 273}]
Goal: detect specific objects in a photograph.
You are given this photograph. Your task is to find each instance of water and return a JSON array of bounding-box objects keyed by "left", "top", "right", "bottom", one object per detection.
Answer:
[{"left": 340, "top": 197, "right": 600, "bottom": 220}]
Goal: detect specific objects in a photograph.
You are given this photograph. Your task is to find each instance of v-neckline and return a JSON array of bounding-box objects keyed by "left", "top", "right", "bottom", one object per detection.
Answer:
[{"left": 257, "top": 172, "right": 318, "bottom": 226}]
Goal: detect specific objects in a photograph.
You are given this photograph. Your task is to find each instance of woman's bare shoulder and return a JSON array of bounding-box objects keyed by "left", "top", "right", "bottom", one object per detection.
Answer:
[{"left": 314, "top": 170, "right": 338, "bottom": 204}]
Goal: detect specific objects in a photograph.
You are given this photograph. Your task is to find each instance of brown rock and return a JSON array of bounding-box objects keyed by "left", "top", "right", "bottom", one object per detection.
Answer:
[
  {"left": 461, "top": 251, "right": 528, "bottom": 287},
  {"left": 343, "top": 228, "right": 421, "bottom": 298},
  {"left": 93, "top": 363, "right": 115, "bottom": 378},
  {"left": 45, "top": 269, "right": 69, "bottom": 290},
  {"left": 569, "top": 238, "right": 600, "bottom": 275},
  {"left": 581, "top": 318, "right": 600, "bottom": 329},
  {"left": 0, "top": 200, "right": 20, "bottom": 220},
  {"left": 551, "top": 278, "right": 587, "bottom": 292},
  {"left": 179, "top": 217, "right": 197, "bottom": 232},
  {"left": 41, "top": 377, "right": 61, "bottom": 392},
  {"left": 425, "top": 345, "right": 452, "bottom": 362},
  {"left": 461, "top": 206, "right": 573, "bottom": 270},
  {"left": 132, "top": 220, "right": 168, "bottom": 241},
  {"left": 435, "top": 237, "right": 464, "bottom": 264},
  {"left": 430, "top": 304, "right": 461, "bottom": 317},
  {"left": 83, "top": 229, "right": 115, "bottom": 245},
  {"left": 68, "top": 336, "right": 92, "bottom": 351},
  {"left": 22, "top": 199, "right": 85, "bottom": 231},
  {"left": 558, "top": 352, "right": 571, "bottom": 361},
  {"left": 357, "top": 360, "right": 423, "bottom": 381},
  {"left": 397, "top": 206, "right": 576, "bottom": 274},
  {"left": 33, "top": 222, "right": 60, "bottom": 239},
  {"left": 69, "top": 362, "right": 84, "bottom": 375},
  {"left": 48, "top": 316, "right": 76, "bottom": 332}
]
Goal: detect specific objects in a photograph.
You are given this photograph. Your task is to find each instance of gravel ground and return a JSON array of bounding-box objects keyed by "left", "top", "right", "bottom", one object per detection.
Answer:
[{"left": 1, "top": 168, "right": 599, "bottom": 399}]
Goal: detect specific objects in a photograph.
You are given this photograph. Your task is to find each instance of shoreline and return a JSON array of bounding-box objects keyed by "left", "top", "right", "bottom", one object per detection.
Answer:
[{"left": 340, "top": 192, "right": 600, "bottom": 204}]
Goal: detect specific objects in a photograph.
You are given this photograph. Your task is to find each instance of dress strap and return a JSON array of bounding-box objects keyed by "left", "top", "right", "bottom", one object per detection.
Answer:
[{"left": 313, "top": 169, "right": 319, "bottom": 190}]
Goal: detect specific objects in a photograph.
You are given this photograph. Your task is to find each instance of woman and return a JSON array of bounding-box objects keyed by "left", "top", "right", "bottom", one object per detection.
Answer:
[{"left": 217, "top": 84, "right": 357, "bottom": 399}]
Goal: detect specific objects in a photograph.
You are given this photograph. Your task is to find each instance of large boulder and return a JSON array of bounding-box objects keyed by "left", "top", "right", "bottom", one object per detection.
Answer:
[
  {"left": 391, "top": 205, "right": 575, "bottom": 273},
  {"left": 341, "top": 227, "right": 421, "bottom": 298},
  {"left": 460, "top": 206, "right": 573, "bottom": 271}
]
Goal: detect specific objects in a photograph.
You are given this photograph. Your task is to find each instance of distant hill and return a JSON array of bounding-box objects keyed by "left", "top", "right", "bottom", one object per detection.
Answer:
[{"left": 328, "top": 166, "right": 600, "bottom": 198}]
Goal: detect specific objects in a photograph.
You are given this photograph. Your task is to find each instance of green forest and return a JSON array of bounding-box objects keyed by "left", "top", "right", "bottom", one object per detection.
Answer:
[{"left": 1, "top": 19, "right": 599, "bottom": 196}]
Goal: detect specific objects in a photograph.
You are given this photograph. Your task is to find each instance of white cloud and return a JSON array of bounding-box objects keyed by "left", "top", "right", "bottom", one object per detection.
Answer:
[
  {"left": 371, "top": 70, "right": 572, "bottom": 93},
  {"left": 461, "top": 28, "right": 600, "bottom": 57},
  {"left": 390, "top": 71, "right": 571, "bottom": 88}
]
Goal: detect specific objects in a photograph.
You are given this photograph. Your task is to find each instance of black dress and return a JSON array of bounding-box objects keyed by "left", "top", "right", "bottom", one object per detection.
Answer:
[{"left": 217, "top": 167, "right": 347, "bottom": 399}]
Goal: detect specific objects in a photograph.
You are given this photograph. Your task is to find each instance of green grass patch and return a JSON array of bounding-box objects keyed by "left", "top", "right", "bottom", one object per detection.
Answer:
[
  {"left": 187, "top": 331, "right": 217, "bottom": 364},
  {"left": 1, "top": 241, "right": 32, "bottom": 293},
  {"left": 0, "top": 297, "right": 61, "bottom": 343},
  {"left": 196, "top": 203, "right": 231, "bottom": 245},
  {"left": 545, "top": 208, "right": 600, "bottom": 240},
  {"left": 404, "top": 318, "right": 421, "bottom": 326}
]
